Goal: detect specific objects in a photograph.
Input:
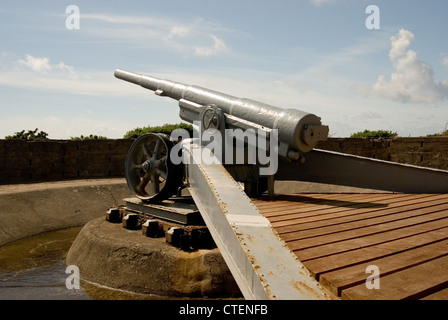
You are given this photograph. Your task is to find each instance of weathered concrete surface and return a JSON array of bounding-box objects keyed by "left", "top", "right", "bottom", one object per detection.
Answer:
[
  {"left": 0, "top": 178, "right": 131, "bottom": 247},
  {"left": 66, "top": 217, "right": 241, "bottom": 298}
]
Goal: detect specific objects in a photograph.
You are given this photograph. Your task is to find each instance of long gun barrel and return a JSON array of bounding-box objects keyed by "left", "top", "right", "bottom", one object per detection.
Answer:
[{"left": 114, "top": 69, "right": 329, "bottom": 158}]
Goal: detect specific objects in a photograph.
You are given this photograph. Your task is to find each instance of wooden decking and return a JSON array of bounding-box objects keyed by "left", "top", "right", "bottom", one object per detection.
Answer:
[{"left": 252, "top": 193, "right": 448, "bottom": 300}]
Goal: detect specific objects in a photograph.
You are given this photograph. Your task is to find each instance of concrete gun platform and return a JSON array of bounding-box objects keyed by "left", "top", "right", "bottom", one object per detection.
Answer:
[{"left": 66, "top": 216, "right": 241, "bottom": 298}]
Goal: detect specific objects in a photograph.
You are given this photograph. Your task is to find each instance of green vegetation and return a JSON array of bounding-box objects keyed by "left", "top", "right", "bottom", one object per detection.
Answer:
[
  {"left": 5, "top": 124, "right": 447, "bottom": 142},
  {"left": 350, "top": 129, "right": 398, "bottom": 139},
  {"left": 5, "top": 128, "right": 49, "bottom": 141},
  {"left": 4, "top": 123, "right": 194, "bottom": 141},
  {"left": 123, "top": 123, "right": 194, "bottom": 139},
  {"left": 70, "top": 134, "right": 108, "bottom": 140},
  {"left": 426, "top": 129, "right": 448, "bottom": 137}
]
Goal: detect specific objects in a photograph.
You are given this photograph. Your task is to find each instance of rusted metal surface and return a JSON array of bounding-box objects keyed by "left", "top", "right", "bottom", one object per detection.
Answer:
[
  {"left": 253, "top": 193, "right": 448, "bottom": 300},
  {"left": 183, "top": 140, "right": 330, "bottom": 300},
  {"left": 124, "top": 197, "right": 204, "bottom": 225}
]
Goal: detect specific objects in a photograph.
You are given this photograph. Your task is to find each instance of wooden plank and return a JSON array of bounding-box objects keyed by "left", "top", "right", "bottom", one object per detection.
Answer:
[
  {"left": 260, "top": 193, "right": 410, "bottom": 217},
  {"left": 253, "top": 192, "right": 363, "bottom": 208},
  {"left": 283, "top": 208, "right": 448, "bottom": 248},
  {"left": 294, "top": 217, "right": 448, "bottom": 261},
  {"left": 319, "top": 240, "right": 448, "bottom": 296},
  {"left": 278, "top": 200, "right": 448, "bottom": 240},
  {"left": 267, "top": 194, "right": 437, "bottom": 227},
  {"left": 340, "top": 255, "right": 448, "bottom": 300},
  {"left": 273, "top": 196, "right": 448, "bottom": 235},
  {"left": 255, "top": 193, "right": 425, "bottom": 215},
  {"left": 251, "top": 193, "right": 344, "bottom": 210},
  {"left": 421, "top": 287, "right": 448, "bottom": 300},
  {"left": 269, "top": 194, "right": 446, "bottom": 227},
  {"left": 302, "top": 227, "right": 448, "bottom": 277},
  {"left": 254, "top": 192, "right": 392, "bottom": 211},
  {"left": 255, "top": 199, "right": 368, "bottom": 217}
]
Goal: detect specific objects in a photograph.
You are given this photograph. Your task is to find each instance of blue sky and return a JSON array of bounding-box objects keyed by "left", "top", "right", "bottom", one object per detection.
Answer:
[{"left": 1, "top": 0, "right": 448, "bottom": 139}]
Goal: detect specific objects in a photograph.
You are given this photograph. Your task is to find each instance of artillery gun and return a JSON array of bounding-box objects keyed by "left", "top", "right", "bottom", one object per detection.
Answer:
[
  {"left": 114, "top": 69, "right": 329, "bottom": 202},
  {"left": 115, "top": 69, "right": 447, "bottom": 203}
]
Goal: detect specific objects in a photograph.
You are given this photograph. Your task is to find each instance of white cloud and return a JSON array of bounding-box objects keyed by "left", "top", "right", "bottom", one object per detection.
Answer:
[
  {"left": 18, "top": 54, "right": 79, "bottom": 79},
  {"left": 81, "top": 13, "right": 230, "bottom": 58},
  {"left": 443, "top": 56, "right": 448, "bottom": 69},
  {"left": 18, "top": 55, "right": 51, "bottom": 72},
  {"left": 194, "top": 35, "right": 228, "bottom": 57},
  {"left": 0, "top": 54, "right": 144, "bottom": 97},
  {"left": 388, "top": 29, "right": 414, "bottom": 61},
  {"left": 169, "top": 26, "right": 190, "bottom": 39},
  {"left": 55, "top": 62, "right": 78, "bottom": 79},
  {"left": 358, "top": 29, "right": 448, "bottom": 104}
]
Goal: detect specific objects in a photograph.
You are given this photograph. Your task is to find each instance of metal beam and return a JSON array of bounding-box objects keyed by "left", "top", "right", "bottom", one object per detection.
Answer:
[
  {"left": 183, "top": 141, "right": 330, "bottom": 300},
  {"left": 276, "top": 149, "right": 448, "bottom": 193}
]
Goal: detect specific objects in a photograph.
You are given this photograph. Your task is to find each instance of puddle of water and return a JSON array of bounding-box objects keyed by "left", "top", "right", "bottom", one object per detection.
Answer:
[
  {"left": 0, "top": 227, "right": 92, "bottom": 299},
  {"left": 0, "top": 227, "right": 171, "bottom": 300},
  {"left": 0, "top": 226, "right": 223, "bottom": 300}
]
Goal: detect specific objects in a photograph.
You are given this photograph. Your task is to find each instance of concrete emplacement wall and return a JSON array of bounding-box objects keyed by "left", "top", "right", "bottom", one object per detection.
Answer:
[
  {"left": 0, "top": 178, "right": 130, "bottom": 247},
  {"left": 0, "top": 178, "right": 241, "bottom": 298},
  {"left": 0, "top": 137, "right": 447, "bottom": 185}
]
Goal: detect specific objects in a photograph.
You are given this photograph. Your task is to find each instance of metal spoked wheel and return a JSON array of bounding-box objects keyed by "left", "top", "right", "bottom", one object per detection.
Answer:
[{"left": 125, "top": 133, "right": 183, "bottom": 203}]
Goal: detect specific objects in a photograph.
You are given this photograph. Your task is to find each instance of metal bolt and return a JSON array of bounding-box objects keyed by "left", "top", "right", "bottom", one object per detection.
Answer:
[
  {"left": 122, "top": 213, "right": 140, "bottom": 230},
  {"left": 142, "top": 160, "right": 152, "bottom": 172},
  {"left": 142, "top": 219, "right": 163, "bottom": 238},
  {"left": 165, "top": 227, "right": 184, "bottom": 247},
  {"left": 106, "top": 208, "right": 122, "bottom": 223}
]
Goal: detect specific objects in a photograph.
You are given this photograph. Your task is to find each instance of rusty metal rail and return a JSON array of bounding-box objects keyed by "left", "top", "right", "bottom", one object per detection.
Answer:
[{"left": 183, "top": 140, "right": 330, "bottom": 300}]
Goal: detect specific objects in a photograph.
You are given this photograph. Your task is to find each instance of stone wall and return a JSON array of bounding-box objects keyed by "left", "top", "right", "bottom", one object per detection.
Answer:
[
  {"left": 0, "top": 139, "right": 133, "bottom": 184},
  {"left": 317, "top": 137, "right": 448, "bottom": 170},
  {"left": 0, "top": 137, "right": 446, "bottom": 184}
]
